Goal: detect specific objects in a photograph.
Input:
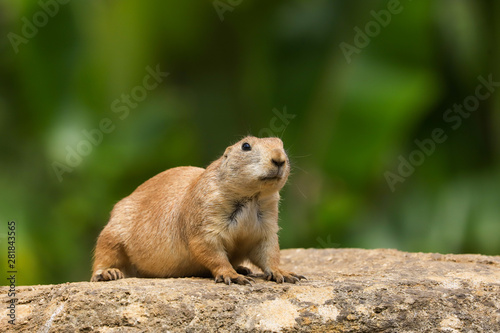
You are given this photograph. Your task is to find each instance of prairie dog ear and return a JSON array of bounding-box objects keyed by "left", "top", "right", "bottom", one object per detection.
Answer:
[{"left": 223, "top": 146, "right": 232, "bottom": 158}]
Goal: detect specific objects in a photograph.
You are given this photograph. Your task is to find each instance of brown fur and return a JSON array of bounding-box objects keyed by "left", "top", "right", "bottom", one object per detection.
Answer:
[{"left": 91, "top": 136, "right": 304, "bottom": 285}]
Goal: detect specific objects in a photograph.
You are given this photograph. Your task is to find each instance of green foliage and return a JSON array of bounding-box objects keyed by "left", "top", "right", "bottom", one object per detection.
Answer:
[{"left": 0, "top": 0, "right": 498, "bottom": 285}]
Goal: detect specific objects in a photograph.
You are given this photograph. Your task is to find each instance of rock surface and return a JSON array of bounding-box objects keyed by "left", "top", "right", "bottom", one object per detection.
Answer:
[{"left": 2, "top": 248, "right": 500, "bottom": 332}]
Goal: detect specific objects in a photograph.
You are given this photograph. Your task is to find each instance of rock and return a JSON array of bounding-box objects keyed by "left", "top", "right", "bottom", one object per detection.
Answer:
[{"left": 1, "top": 248, "right": 500, "bottom": 332}]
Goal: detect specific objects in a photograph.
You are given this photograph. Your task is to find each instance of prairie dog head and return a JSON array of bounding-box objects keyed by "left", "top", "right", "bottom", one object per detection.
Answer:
[{"left": 218, "top": 136, "right": 290, "bottom": 197}]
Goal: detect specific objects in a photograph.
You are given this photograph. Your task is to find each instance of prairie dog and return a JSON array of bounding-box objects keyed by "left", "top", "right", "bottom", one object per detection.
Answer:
[{"left": 91, "top": 136, "right": 304, "bottom": 285}]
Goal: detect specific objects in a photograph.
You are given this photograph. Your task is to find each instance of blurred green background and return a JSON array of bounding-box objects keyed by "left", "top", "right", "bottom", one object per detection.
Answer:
[{"left": 1, "top": 0, "right": 499, "bottom": 285}]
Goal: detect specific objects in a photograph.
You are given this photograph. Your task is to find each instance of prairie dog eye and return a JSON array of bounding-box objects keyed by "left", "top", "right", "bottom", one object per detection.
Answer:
[{"left": 241, "top": 142, "right": 252, "bottom": 151}]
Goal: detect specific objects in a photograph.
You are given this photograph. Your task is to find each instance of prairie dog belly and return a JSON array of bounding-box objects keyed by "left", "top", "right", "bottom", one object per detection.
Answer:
[{"left": 222, "top": 196, "right": 279, "bottom": 262}]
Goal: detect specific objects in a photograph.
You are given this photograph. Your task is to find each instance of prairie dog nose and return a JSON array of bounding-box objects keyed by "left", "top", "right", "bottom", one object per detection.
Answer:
[{"left": 271, "top": 149, "right": 286, "bottom": 167}]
